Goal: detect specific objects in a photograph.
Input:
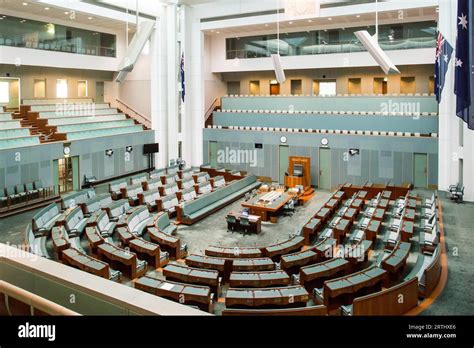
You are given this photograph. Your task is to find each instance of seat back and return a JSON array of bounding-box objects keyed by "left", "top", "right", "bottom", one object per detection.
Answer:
[
  {"left": 15, "top": 184, "right": 26, "bottom": 194},
  {"left": 65, "top": 206, "right": 84, "bottom": 230},
  {"left": 32, "top": 203, "right": 60, "bottom": 231}
]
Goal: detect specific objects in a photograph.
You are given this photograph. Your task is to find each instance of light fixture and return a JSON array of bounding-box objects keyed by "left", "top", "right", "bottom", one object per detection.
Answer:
[
  {"left": 22, "top": 2, "right": 28, "bottom": 6},
  {"left": 356, "top": 14, "right": 361, "bottom": 18},
  {"left": 308, "top": 19, "right": 312, "bottom": 23},
  {"left": 105, "top": 149, "right": 114, "bottom": 157},
  {"left": 64, "top": 11, "right": 69, "bottom": 15},
  {"left": 88, "top": 16, "right": 93, "bottom": 20},
  {"left": 328, "top": 17, "right": 332, "bottom": 21},
  {"left": 265, "top": 24, "right": 269, "bottom": 27},
  {"left": 348, "top": 149, "right": 360, "bottom": 156},
  {"left": 44, "top": 7, "right": 49, "bottom": 10},
  {"left": 354, "top": 0, "right": 400, "bottom": 75},
  {"left": 126, "top": 146, "right": 133, "bottom": 153},
  {"left": 271, "top": 0, "right": 286, "bottom": 84},
  {"left": 289, "top": 21, "right": 293, "bottom": 25}
]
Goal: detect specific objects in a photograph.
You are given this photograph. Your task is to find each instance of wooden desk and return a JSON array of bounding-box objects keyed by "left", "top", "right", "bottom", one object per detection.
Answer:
[
  {"left": 225, "top": 285, "right": 309, "bottom": 309},
  {"left": 303, "top": 218, "right": 322, "bottom": 245},
  {"left": 241, "top": 191, "right": 294, "bottom": 222},
  {"left": 363, "top": 219, "right": 381, "bottom": 242},
  {"left": 313, "top": 238, "right": 337, "bottom": 260},
  {"left": 262, "top": 236, "right": 304, "bottom": 261},
  {"left": 163, "top": 264, "right": 221, "bottom": 295},
  {"left": 231, "top": 258, "right": 276, "bottom": 272},
  {"left": 205, "top": 246, "right": 263, "bottom": 258},
  {"left": 284, "top": 175, "right": 304, "bottom": 188},
  {"left": 134, "top": 276, "right": 213, "bottom": 313},
  {"left": 148, "top": 227, "right": 187, "bottom": 259},
  {"left": 381, "top": 242, "right": 411, "bottom": 276},
  {"left": 315, "top": 207, "right": 331, "bottom": 224},
  {"left": 185, "top": 254, "right": 227, "bottom": 277},
  {"left": 128, "top": 238, "right": 165, "bottom": 268},
  {"left": 322, "top": 266, "right": 388, "bottom": 310},
  {"left": 299, "top": 258, "right": 351, "bottom": 292},
  {"left": 280, "top": 249, "right": 318, "bottom": 274},
  {"left": 227, "top": 212, "right": 261, "bottom": 233},
  {"left": 229, "top": 270, "right": 290, "bottom": 288},
  {"left": 325, "top": 198, "right": 340, "bottom": 214},
  {"left": 62, "top": 248, "right": 110, "bottom": 280},
  {"left": 343, "top": 208, "right": 359, "bottom": 223},
  {"left": 97, "top": 242, "right": 145, "bottom": 279},
  {"left": 401, "top": 220, "right": 414, "bottom": 241},
  {"left": 332, "top": 218, "right": 352, "bottom": 243}
]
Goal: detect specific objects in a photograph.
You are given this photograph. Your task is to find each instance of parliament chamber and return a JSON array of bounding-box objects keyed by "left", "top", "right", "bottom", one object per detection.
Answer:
[{"left": 0, "top": 2, "right": 473, "bottom": 342}]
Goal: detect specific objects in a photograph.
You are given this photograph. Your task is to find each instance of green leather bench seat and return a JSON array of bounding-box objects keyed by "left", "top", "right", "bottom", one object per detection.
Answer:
[
  {"left": 0, "top": 113, "right": 12, "bottom": 121},
  {"left": 30, "top": 102, "right": 109, "bottom": 112},
  {"left": 56, "top": 119, "right": 135, "bottom": 133},
  {"left": 0, "top": 120, "right": 21, "bottom": 129},
  {"left": 63, "top": 206, "right": 88, "bottom": 237},
  {"left": 61, "top": 188, "right": 95, "bottom": 210},
  {"left": 155, "top": 212, "right": 177, "bottom": 236},
  {"left": 46, "top": 114, "right": 126, "bottom": 125},
  {"left": 0, "top": 136, "right": 41, "bottom": 150},
  {"left": 24, "top": 98, "right": 94, "bottom": 105},
  {"left": 32, "top": 203, "right": 61, "bottom": 237},
  {"left": 65, "top": 125, "right": 144, "bottom": 140},
  {"left": 181, "top": 175, "right": 260, "bottom": 222},
  {"left": 39, "top": 108, "right": 119, "bottom": 118},
  {"left": 0, "top": 128, "right": 31, "bottom": 139}
]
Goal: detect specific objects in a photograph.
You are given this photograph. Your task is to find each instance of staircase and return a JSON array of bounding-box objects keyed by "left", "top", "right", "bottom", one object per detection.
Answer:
[
  {"left": 12, "top": 111, "right": 56, "bottom": 143},
  {"left": 114, "top": 99, "right": 151, "bottom": 130},
  {"left": 205, "top": 98, "right": 221, "bottom": 128}
]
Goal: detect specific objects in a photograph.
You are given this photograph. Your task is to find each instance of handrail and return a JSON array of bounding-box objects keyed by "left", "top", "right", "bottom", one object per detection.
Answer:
[
  {"left": 0, "top": 280, "right": 80, "bottom": 316},
  {"left": 115, "top": 99, "right": 152, "bottom": 129},
  {"left": 204, "top": 98, "right": 221, "bottom": 126}
]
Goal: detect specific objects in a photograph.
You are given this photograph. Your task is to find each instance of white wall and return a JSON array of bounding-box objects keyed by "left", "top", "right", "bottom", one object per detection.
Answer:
[{"left": 203, "top": 34, "right": 226, "bottom": 111}]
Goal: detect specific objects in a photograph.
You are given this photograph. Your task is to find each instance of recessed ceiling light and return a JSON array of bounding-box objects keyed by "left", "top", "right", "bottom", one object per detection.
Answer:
[
  {"left": 216, "top": 31, "right": 220, "bottom": 34},
  {"left": 44, "top": 7, "right": 49, "bottom": 10},
  {"left": 289, "top": 21, "right": 293, "bottom": 24},
  {"left": 64, "top": 11, "right": 69, "bottom": 15},
  {"left": 308, "top": 19, "right": 312, "bottom": 23},
  {"left": 328, "top": 17, "right": 332, "bottom": 21},
  {"left": 265, "top": 24, "right": 269, "bottom": 27},
  {"left": 22, "top": 2, "right": 28, "bottom": 5},
  {"left": 356, "top": 14, "right": 361, "bottom": 18},
  {"left": 88, "top": 16, "right": 93, "bottom": 20}
]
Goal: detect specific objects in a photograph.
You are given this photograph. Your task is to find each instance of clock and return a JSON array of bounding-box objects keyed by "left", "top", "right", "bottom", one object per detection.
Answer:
[
  {"left": 63, "top": 146, "right": 71, "bottom": 156},
  {"left": 321, "top": 138, "right": 329, "bottom": 146},
  {"left": 280, "top": 136, "right": 287, "bottom": 144}
]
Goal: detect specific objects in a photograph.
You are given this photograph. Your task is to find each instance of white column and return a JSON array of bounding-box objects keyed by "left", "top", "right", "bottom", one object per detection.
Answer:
[
  {"left": 438, "top": 0, "right": 459, "bottom": 193},
  {"left": 182, "top": 5, "right": 204, "bottom": 167},
  {"left": 151, "top": 9, "right": 168, "bottom": 168},
  {"left": 167, "top": 3, "right": 179, "bottom": 163}
]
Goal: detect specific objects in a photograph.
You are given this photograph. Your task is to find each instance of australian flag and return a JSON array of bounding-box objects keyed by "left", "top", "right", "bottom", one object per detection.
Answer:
[
  {"left": 434, "top": 31, "right": 453, "bottom": 103},
  {"left": 454, "top": 0, "right": 474, "bottom": 130},
  {"left": 180, "top": 53, "right": 185, "bottom": 102}
]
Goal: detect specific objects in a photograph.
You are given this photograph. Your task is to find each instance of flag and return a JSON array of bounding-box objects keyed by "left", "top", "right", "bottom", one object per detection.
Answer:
[
  {"left": 454, "top": 0, "right": 474, "bottom": 130},
  {"left": 434, "top": 31, "right": 453, "bottom": 103},
  {"left": 180, "top": 53, "right": 185, "bottom": 102}
]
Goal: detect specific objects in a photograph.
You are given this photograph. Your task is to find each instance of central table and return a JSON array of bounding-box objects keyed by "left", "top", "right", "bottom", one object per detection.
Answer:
[{"left": 241, "top": 191, "right": 295, "bottom": 222}]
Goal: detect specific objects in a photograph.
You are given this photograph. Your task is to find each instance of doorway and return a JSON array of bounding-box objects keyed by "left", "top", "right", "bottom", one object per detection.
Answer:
[
  {"left": 0, "top": 77, "right": 21, "bottom": 111},
  {"left": 270, "top": 80, "right": 280, "bottom": 95},
  {"left": 54, "top": 156, "right": 80, "bottom": 194},
  {"left": 95, "top": 81, "right": 104, "bottom": 102},
  {"left": 209, "top": 141, "right": 218, "bottom": 168},
  {"left": 249, "top": 81, "right": 260, "bottom": 95},
  {"left": 373, "top": 78, "right": 388, "bottom": 95},
  {"left": 279, "top": 145, "right": 289, "bottom": 184},
  {"left": 319, "top": 148, "right": 331, "bottom": 190},
  {"left": 413, "top": 153, "right": 428, "bottom": 188}
]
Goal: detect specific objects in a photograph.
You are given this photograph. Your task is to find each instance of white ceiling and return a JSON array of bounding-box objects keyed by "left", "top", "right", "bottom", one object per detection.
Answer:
[
  {"left": 0, "top": 0, "right": 137, "bottom": 31},
  {"left": 203, "top": 6, "right": 437, "bottom": 35}
]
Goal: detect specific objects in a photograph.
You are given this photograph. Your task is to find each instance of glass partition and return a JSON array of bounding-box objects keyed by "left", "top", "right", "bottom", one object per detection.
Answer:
[
  {"left": 226, "top": 21, "right": 436, "bottom": 59},
  {"left": 0, "top": 13, "right": 116, "bottom": 57}
]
